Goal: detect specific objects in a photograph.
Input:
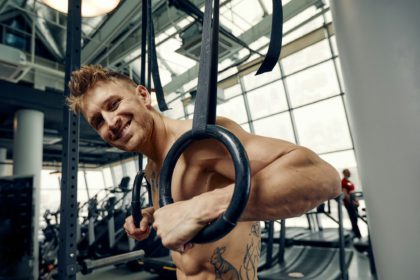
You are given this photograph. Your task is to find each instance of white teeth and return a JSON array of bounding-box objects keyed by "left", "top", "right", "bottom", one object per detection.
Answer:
[{"left": 119, "top": 123, "right": 129, "bottom": 139}]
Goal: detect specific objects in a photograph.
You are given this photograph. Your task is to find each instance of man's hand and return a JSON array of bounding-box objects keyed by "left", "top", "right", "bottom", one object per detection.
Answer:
[
  {"left": 152, "top": 198, "right": 206, "bottom": 252},
  {"left": 124, "top": 207, "right": 154, "bottom": 241}
]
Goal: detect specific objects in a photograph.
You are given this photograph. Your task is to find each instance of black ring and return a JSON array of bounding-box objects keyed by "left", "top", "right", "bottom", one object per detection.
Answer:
[
  {"left": 159, "top": 125, "right": 251, "bottom": 243},
  {"left": 131, "top": 171, "right": 144, "bottom": 228}
]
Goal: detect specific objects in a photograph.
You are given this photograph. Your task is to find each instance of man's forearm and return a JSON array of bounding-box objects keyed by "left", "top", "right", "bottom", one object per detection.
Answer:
[{"left": 202, "top": 148, "right": 340, "bottom": 222}]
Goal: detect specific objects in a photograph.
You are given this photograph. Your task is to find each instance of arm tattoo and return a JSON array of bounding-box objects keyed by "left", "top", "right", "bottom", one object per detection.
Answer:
[{"left": 210, "top": 247, "right": 241, "bottom": 280}]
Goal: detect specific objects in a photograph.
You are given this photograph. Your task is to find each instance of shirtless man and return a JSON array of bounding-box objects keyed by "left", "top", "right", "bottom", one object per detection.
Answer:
[{"left": 67, "top": 65, "right": 340, "bottom": 279}]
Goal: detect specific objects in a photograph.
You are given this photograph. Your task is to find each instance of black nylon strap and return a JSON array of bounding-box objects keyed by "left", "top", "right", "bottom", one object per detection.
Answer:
[
  {"left": 147, "top": 0, "right": 169, "bottom": 111},
  {"left": 140, "top": 1, "right": 147, "bottom": 85},
  {"left": 147, "top": 0, "right": 152, "bottom": 91},
  {"left": 141, "top": 0, "right": 169, "bottom": 111},
  {"left": 256, "top": 0, "right": 283, "bottom": 75},
  {"left": 192, "top": 0, "right": 219, "bottom": 132}
]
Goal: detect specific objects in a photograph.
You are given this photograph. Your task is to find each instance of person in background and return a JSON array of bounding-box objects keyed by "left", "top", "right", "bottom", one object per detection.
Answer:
[{"left": 341, "top": 168, "right": 362, "bottom": 239}]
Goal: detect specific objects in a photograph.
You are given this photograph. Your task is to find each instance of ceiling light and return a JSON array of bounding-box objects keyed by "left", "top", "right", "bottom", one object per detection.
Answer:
[{"left": 42, "top": 0, "right": 120, "bottom": 17}]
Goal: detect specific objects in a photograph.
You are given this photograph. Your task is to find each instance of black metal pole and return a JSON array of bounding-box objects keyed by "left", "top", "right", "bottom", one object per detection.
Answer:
[
  {"left": 58, "top": 0, "right": 81, "bottom": 279},
  {"left": 265, "top": 221, "right": 274, "bottom": 268},
  {"left": 337, "top": 194, "right": 348, "bottom": 280},
  {"left": 278, "top": 219, "right": 286, "bottom": 264}
]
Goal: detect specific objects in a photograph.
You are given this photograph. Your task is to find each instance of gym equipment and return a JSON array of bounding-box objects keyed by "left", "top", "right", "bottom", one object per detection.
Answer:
[
  {"left": 258, "top": 221, "right": 280, "bottom": 272},
  {"left": 39, "top": 209, "right": 60, "bottom": 280},
  {"left": 259, "top": 194, "right": 353, "bottom": 280},
  {"left": 284, "top": 200, "right": 352, "bottom": 248},
  {"left": 79, "top": 249, "right": 145, "bottom": 275},
  {"left": 350, "top": 192, "right": 377, "bottom": 277},
  {"left": 0, "top": 176, "right": 35, "bottom": 280}
]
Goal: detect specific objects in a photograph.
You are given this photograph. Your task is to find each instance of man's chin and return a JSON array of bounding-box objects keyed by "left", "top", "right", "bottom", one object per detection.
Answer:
[{"left": 114, "top": 142, "right": 136, "bottom": 152}]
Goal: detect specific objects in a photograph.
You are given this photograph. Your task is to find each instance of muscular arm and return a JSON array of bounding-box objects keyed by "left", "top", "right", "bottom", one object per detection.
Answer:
[
  {"left": 192, "top": 118, "right": 341, "bottom": 222},
  {"left": 152, "top": 117, "right": 341, "bottom": 250}
]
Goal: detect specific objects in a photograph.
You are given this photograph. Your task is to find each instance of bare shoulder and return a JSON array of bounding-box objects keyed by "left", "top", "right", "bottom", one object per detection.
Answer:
[{"left": 215, "top": 116, "right": 296, "bottom": 154}]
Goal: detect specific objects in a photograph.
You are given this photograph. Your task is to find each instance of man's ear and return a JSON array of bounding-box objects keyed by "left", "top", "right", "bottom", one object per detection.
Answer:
[{"left": 136, "top": 85, "right": 152, "bottom": 107}]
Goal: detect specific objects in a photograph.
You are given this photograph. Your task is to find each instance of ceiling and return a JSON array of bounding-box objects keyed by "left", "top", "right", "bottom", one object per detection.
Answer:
[{"left": 0, "top": 0, "right": 324, "bottom": 168}]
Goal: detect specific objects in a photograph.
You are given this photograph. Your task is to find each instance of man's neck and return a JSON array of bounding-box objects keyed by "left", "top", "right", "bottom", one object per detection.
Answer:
[{"left": 140, "top": 114, "right": 187, "bottom": 165}]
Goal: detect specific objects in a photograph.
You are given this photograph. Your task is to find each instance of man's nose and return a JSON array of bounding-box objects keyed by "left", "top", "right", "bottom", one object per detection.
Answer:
[{"left": 103, "top": 112, "right": 120, "bottom": 135}]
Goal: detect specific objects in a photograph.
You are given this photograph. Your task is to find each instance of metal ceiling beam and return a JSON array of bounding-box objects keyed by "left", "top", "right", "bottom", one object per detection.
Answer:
[
  {"left": 0, "top": 79, "right": 64, "bottom": 111},
  {"left": 163, "top": 0, "right": 323, "bottom": 94},
  {"left": 103, "top": 0, "right": 205, "bottom": 68},
  {"left": 81, "top": 0, "right": 143, "bottom": 64}
]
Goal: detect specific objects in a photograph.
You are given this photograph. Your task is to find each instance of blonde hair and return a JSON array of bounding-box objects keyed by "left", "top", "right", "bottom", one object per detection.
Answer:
[{"left": 67, "top": 64, "right": 136, "bottom": 113}]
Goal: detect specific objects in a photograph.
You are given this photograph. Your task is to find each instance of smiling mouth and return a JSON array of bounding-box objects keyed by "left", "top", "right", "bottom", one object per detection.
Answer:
[{"left": 118, "top": 120, "right": 131, "bottom": 140}]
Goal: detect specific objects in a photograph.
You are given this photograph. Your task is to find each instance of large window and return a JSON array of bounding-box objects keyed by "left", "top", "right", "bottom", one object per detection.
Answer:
[
  {"left": 253, "top": 113, "right": 295, "bottom": 143},
  {"left": 247, "top": 80, "right": 288, "bottom": 120},
  {"left": 293, "top": 97, "right": 352, "bottom": 154},
  {"left": 287, "top": 61, "right": 341, "bottom": 107}
]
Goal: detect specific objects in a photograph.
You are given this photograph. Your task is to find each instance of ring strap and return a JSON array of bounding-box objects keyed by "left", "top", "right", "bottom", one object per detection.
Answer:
[{"left": 256, "top": 0, "right": 284, "bottom": 75}]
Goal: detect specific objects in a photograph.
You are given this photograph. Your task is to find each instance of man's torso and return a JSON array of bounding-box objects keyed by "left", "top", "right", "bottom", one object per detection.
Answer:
[{"left": 146, "top": 138, "right": 261, "bottom": 279}]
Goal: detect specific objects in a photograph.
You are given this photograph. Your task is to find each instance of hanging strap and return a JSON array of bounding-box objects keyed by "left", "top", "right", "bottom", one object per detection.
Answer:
[
  {"left": 141, "top": 0, "right": 169, "bottom": 111},
  {"left": 140, "top": 1, "right": 147, "bottom": 85},
  {"left": 192, "top": 0, "right": 219, "bottom": 132},
  {"left": 147, "top": 0, "right": 169, "bottom": 111},
  {"left": 256, "top": 0, "right": 283, "bottom": 75}
]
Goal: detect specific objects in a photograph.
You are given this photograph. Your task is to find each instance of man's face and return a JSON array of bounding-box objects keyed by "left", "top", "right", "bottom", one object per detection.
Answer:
[
  {"left": 80, "top": 80, "right": 153, "bottom": 152},
  {"left": 343, "top": 169, "right": 351, "bottom": 178}
]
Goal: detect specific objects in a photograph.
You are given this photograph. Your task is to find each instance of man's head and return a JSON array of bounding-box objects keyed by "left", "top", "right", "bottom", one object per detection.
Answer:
[
  {"left": 342, "top": 168, "right": 351, "bottom": 178},
  {"left": 67, "top": 65, "right": 155, "bottom": 153},
  {"left": 67, "top": 64, "right": 136, "bottom": 114}
]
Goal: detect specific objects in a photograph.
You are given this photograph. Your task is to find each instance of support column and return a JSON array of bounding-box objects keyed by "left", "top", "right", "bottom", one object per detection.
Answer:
[
  {"left": 13, "top": 109, "right": 44, "bottom": 280},
  {"left": 330, "top": 1, "right": 420, "bottom": 280}
]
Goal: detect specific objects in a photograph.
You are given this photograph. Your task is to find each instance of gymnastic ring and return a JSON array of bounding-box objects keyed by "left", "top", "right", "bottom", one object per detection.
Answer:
[
  {"left": 159, "top": 125, "right": 251, "bottom": 243},
  {"left": 131, "top": 171, "right": 145, "bottom": 228}
]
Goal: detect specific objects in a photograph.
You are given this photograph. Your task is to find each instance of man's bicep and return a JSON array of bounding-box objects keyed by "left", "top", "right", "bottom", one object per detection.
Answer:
[{"left": 211, "top": 133, "right": 297, "bottom": 181}]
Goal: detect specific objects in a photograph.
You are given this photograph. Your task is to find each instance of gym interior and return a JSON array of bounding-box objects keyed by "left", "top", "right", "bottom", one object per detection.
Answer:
[{"left": 0, "top": 0, "right": 418, "bottom": 279}]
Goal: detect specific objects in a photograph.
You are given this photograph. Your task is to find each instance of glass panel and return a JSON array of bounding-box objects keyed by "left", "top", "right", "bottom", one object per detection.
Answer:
[
  {"left": 335, "top": 58, "right": 345, "bottom": 90},
  {"left": 111, "top": 164, "right": 124, "bottom": 187},
  {"left": 247, "top": 80, "right": 288, "bottom": 119},
  {"left": 240, "top": 122, "right": 251, "bottom": 133},
  {"left": 40, "top": 170, "right": 61, "bottom": 215},
  {"left": 124, "top": 160, "right": 137, "bottom": 187},
  {"left": 218, "top": 95, "right": 248, "bottom": 124},
  {"left": 287, "top": 61, "right": 340, "bottom": 107},
  {"left": 185, "top": 102, "right": 194, "bottom": 116},
  {"left": 282, "top": 13, "right": 324, "bottom": 45},
  {"left": 253, "top": 112, "right": 295, "bottom": 143},
  {"left": 294, "top": 97, "right": 352, "bottom": 153},
  {"left": 223, "top": 83, "right": 242, "bottom": 100},
  {"left": 241, "top": 64, "right": 281, "bottom": 91},
  {"left": 282, "top": 39, "right": 331, "bottom": 75},
  {"left": 163, "top": 97, "right": 185, "bottom": 119},
  {"left": 330, "top": 35, "right": 339, "bottom": 56},
  {"left": 102, "top": 167, "right": 113, "bottom": 188},
  {"left": 85, "top": 170, "right": 104, "bottom": 191}
]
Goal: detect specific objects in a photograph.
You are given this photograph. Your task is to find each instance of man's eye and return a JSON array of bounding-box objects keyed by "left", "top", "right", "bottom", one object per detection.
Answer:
[
  {"left": 96, "top": 119, "right": 104, "bottom": 128},
  {"left": 110, "top": 100, "right": 121, "bottom": 110},
  {"left": 93, "top": 118, "right": 103, "bottom": 129}
]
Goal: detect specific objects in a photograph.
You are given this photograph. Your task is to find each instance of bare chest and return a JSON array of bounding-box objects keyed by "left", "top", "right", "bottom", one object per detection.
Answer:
[{"left": 146, "top": 158, "right": 232, "bottom": 204}]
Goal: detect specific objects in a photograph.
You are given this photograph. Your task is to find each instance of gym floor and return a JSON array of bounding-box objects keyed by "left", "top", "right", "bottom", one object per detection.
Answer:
[{"left": 77, "top": 248, "right": 375, "bottom": 280}]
